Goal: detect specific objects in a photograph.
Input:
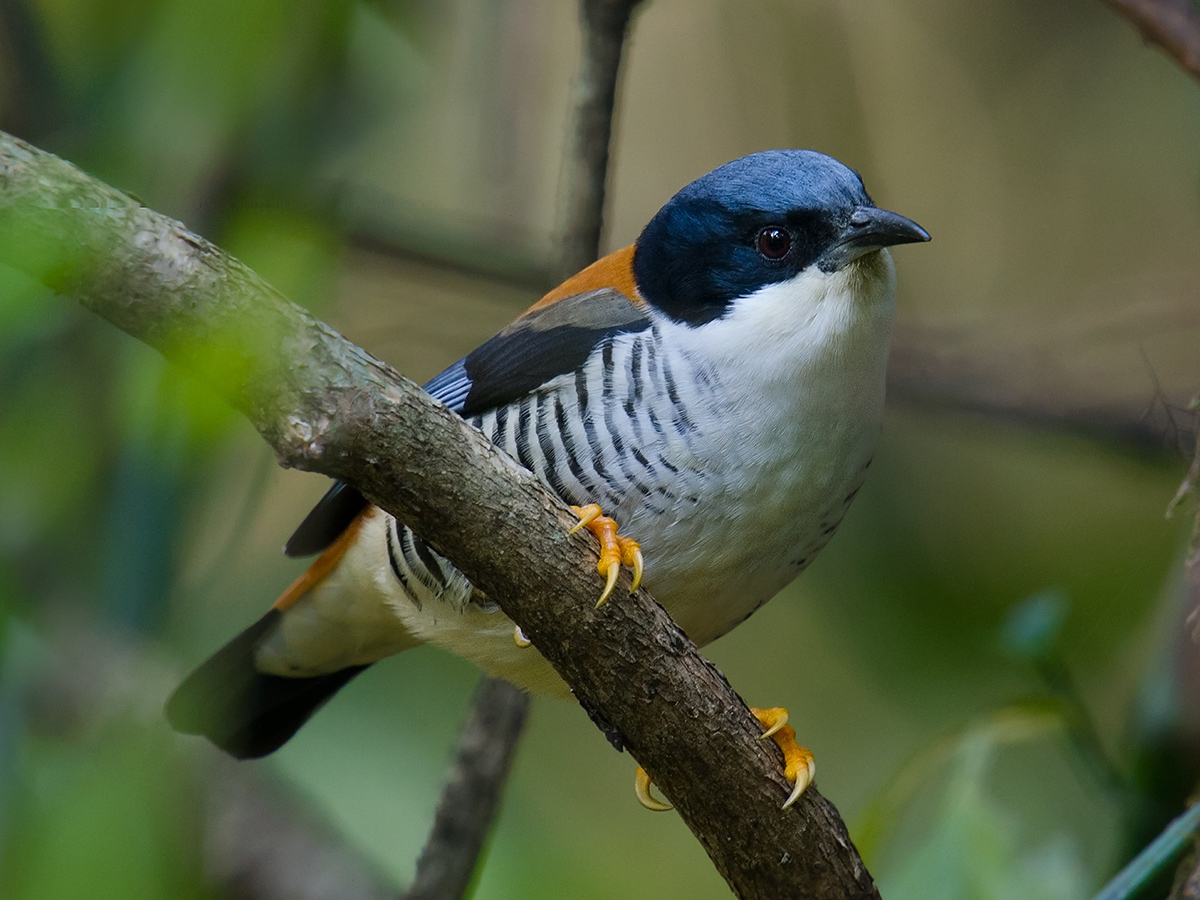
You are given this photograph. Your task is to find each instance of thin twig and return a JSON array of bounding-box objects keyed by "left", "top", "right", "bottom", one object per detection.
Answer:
[
  {"left": 557, "top": 0, "right": 646, "bottom": 277},
  {"left": 402, "top": 678, "right": 530, "bottom": 900},
  {"left": 888, "top": 308, "right": 1200, "bottom": 450},
  {"left": 1163, "top": 393, "right": 1200, "bottom": 641},
  {"left": 1100, "top": 0, "right": 1200, "bottom": 83}
]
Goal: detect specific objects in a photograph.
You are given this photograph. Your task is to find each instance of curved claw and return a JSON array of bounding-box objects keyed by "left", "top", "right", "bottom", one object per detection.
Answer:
[
  {"left": 513, "top": 625, "right": 532, "bottom": 648},
  {"left": 783, "top": 753, "right": 816, "bottom": 809},
  {"left": 758, "top": 707, "right": 789, "bottom": 739},
  {"left": 569, "top": 504, "right": 603, "bottom": 535},
  {"left": 751, "top": 706, "right": 815, "bottom": 809},
  {"left": 596, "top": 561, "right": 621, "bottom": 607},
  {"left": 570, "top": 504, "right": 643, "bottom": 606},
  {"left": 622, "top": 541, "right": 644, "bottom": 593},
  {"left": 635, "top": 766, "right": 673, "bottom": 812}
]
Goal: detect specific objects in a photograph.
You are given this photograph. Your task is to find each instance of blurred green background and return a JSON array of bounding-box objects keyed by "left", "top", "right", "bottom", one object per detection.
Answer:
[{"left": 1, "top": 0, "right": 1199, "bottom": 897}]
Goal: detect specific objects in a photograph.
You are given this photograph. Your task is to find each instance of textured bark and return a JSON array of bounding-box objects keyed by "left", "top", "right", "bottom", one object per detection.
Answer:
[
  {"left": 0, "top": 132, "right": 879, "bottom": 899},
  {"left": 405, "top": 4, "right": 651, "bottom": 894},
  {"left": 1101, "top": 0, "right": 1200, "bottom": 83}
]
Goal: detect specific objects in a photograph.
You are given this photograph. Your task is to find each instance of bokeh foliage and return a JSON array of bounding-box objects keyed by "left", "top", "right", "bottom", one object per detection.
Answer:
[{"left": 1, "top": 0, "right": 1198, "bottom": 898}]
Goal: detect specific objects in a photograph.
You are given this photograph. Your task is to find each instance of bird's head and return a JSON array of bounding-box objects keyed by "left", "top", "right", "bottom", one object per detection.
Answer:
[{"left": 631, "top": 149, "right": 929, "bottom": 327}]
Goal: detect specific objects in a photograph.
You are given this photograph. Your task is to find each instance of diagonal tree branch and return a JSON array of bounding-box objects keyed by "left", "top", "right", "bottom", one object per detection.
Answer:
[
  {"left": 1100, "top": 0, "right": 1200, "bottom": 83},
  {"left": 403, "top": 4, "right": 648, "bottom": 896},
  {"left": 0, "top": 133, "right": 879, "bottom": 898}
]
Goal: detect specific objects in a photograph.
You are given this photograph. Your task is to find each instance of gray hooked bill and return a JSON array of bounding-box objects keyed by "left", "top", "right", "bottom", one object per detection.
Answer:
[{"left": 819, "top": 207, "right": 930, "bottom": 272}]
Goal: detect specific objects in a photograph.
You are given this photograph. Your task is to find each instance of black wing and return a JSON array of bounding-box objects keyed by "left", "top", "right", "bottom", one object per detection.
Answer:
[
  {"left": 283, "top": 481, "right": 371, "bottom": 557},
  {"left": 443, "top": 287, "right": 650, "bottom": 416},
  {"left": 285, "top": 288, "right": 649, "bottom": 557}
]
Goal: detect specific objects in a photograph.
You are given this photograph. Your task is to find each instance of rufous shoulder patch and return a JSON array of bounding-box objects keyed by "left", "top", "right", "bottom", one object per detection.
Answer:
[{"left": 524, "top": 245, "right": 640, "bottom": 314}]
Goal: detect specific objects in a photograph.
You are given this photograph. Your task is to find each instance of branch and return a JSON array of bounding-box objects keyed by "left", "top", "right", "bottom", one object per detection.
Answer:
[
  {"left": 203, "top": 760, "right": 396, "bottom": 900},
  {"left": 0, "top": 134, "right": 878, "bottom": 898},
  {"left": 402, "top": 678, "right": 529, "bottom": 900},
  {"left": 1100, "top": 0, "right": 1200, "bottom": 83},
  {"left": 404, "top": 3, "right": 648, "bottom": 894},
  {"left": 888, "top": 304, "right": 1199, "bottom": 449},
  {"left": 556, "top": 0, "right": 646, "bottom": 276}
]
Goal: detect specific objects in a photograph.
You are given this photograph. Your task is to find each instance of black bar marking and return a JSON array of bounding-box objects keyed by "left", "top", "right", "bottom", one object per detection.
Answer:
[
  {"left": 491, "top": 405, "right": 509, "bottom": 447},
  {"left": 515, "top": 396, "right": 536, "bottom": 472},
  {"left": 412, "top": 535, "right": 448, "bottom": 590},
  {"left": 385, "top": 519, "right": 416, "bottom": 603},
  {"left": 555, "top": 395, "right": 596, "bottom": 496},
  {"left": 536, "top": 395, "right": 576, "bottom": 505}
]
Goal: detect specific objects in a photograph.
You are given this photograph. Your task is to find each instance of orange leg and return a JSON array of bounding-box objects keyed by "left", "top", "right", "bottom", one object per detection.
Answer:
[
  {"left": 752, "top": 706, "right": 815, "bottom": 809},
  {"left": 569, "top": 504, "right": 644, "bottom": 607},
  {"left": 632, "top": 706, "right": 815, "bottom": 812}
]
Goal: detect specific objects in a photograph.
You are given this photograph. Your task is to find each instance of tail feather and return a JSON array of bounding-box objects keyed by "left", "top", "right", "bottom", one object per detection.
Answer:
[{"left": 166, "top": 609, "right": 368, "bottom": 759}]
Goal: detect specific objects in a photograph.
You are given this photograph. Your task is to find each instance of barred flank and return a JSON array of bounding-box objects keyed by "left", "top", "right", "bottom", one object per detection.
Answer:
[{"left": 383, "top": 329, "right": 708, "bottom": 603}]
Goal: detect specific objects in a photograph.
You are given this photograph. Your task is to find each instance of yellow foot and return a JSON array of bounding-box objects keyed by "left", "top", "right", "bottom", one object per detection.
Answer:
[
  {"left": 752, "top": 706, "right": 815, "bottom": 809},
  {"left": 632, "top": 706, "right": 814, "bottom": 813},
  {"left": 569, "top": 504, "right": 643, "bottom": 606}
]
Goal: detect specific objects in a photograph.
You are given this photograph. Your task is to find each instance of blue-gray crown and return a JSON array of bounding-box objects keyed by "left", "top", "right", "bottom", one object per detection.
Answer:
[{"left": 632, "top": 150, "right": 927, "bottom": 326}]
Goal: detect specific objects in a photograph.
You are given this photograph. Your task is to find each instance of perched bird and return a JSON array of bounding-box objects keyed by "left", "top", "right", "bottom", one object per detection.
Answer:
[{"left": 167, "top": 149, "right": 928, "bottom": 809}]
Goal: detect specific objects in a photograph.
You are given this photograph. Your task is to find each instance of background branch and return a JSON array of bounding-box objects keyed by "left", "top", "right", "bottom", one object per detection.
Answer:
[
  {"left": 889, "top": 300, "right": 1198, "bottom": 450},
  {"left": 401, "top": 679, "right": 529, "bottom": 900},
  {"left": 1172, "top": 839, "right": 1200, "bottom": 900},
  {"left": 0, "top": 131, "right": 878, "bottom": 898},
  {"left": 556, "top": 0, "right": 645, "bottom": 277},
  {"left": 1100, "top": 0, "right": 1200, "bottom": 83}
]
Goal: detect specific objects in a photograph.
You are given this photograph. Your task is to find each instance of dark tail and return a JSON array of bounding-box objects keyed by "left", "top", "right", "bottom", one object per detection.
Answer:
[{"left": 166, "top": 609, "right": 368, "bottom": 759}]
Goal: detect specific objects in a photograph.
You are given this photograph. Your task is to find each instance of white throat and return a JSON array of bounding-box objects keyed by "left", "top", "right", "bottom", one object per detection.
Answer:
[{"left": 657, "top": 249, "right": 897, "bottom": 412}]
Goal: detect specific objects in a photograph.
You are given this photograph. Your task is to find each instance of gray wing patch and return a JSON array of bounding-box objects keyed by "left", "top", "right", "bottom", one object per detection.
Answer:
[{"left": 457, "top": 288, "right": 649, "bottom": 416}]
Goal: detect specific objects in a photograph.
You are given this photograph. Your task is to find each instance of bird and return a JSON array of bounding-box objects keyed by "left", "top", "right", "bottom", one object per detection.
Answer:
[{"left": 167, "top": 149, "right": 928, "bottom": 810}]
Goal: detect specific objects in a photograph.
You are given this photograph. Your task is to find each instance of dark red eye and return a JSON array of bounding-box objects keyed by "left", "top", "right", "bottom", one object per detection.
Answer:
[{"left": 756, "top": 226, "right": 791, "bottom": 260}]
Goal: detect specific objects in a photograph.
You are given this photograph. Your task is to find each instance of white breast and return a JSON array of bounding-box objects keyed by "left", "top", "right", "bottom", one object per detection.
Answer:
[{"left": 631, "top": 250, "right": 897, "bottom": 644}]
